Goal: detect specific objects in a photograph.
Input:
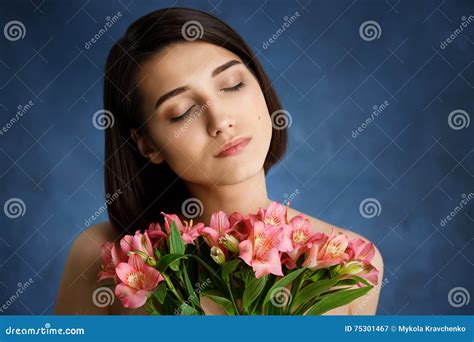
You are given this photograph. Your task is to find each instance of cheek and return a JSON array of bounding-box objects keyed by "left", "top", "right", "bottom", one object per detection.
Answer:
[
  {"left": 240, "top": 88, "right": 273, "bottom": 158},
  {"left": 156, "top": 129, "right": 210, "bottom": 179},
  {"left": 241, "top": 86, "right": 271, "bottom": 125},
  {"left": 252, "top": 91, "right": 273, "bottom": 137}
]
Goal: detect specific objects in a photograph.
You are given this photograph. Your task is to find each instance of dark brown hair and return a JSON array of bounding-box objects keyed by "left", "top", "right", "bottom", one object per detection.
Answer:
[{"left": 103, "top": 7, "right": 287, "bottom": 236}]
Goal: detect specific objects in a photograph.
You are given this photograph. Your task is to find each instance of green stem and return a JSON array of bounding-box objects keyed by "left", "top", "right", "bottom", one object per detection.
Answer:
[
  {"left": 187, "top": 255, "right": 225, "bottom": 287},
  {"left": 227, "top": 281, "right": 240, "bottom": 315},
  {"left": 162, "top": 273, "right": 185, "bottom": 303},
  {"left": 288, "top": 271, "right": 310, "bottom": 314}
]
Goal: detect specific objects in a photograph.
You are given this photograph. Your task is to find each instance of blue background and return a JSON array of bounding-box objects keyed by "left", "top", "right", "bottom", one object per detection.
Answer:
[{"left": 0, "top": 0, "right": 473, "bottom": 315}]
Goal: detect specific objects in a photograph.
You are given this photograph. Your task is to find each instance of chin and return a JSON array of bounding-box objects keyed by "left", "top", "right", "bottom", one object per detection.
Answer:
[{"left": 213, "top": 158, "right": 265, "bottom": 185}]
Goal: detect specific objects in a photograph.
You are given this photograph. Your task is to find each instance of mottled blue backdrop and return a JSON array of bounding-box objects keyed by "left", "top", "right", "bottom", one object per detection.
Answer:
[{"left": 0, "top": 0, "right": 473, "bottom": 315}]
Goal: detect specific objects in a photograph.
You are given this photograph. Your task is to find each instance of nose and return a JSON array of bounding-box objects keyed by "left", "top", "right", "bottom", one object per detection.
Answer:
[{"left": 204, "top": 97, "right": 236, "bottom": 137}]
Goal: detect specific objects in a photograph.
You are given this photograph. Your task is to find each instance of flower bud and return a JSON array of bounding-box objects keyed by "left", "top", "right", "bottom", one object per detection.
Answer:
[
  {"left": 338, "top": 261, "right": 364, "bottom": 276},
  {"left": 146, "top": 256, "right": 157, "bottom": 267},
  {"left": 210, "top": 246, "right": 226, "bottom": 265},
  {"left": 219, "top": 234, "right": 239, "bottom": 253},
  {"left": 128, "top": 250, "right": 157, "bottom": 266}
]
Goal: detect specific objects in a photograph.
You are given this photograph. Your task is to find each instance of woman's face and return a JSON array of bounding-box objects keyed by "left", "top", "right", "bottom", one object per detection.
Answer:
[{"left": 135, "top": 41, "right": 273, "bottom": 186}]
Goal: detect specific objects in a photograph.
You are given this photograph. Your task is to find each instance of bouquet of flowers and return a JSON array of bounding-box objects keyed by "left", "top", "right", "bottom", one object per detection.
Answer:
[{"left": 97, "top": 202, "right": 378, "bottom": 315}]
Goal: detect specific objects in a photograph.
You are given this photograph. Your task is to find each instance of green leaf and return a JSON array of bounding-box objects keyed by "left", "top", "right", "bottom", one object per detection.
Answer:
[
  {"left": 178, "top": 303, "right": 198, "bottom": 315},
  {"left": 201, "top": 291, "right": 236, "bottom": 315},
  {"left": 350, "top": 275, "right": 372, "bottom": 286},
  {"left": 243, "top": 275, "right": 267, "bottom": 314},
  {"left": 154, "top": 248, "right": 161, "bottom": 259},
  {"left": 187, "top": 254, "right": 225, "bottom": 289},
  {"left": 169, "top": 220, "right": 185, "bottom": 255},
  {"left": 266, "top": 301, "right": 284, "bottom": 315},
  {"left": 262, "top": 268, "right": 305, "bottom": 313},
  {"left": 329, "top": 264, "right": 342, "bottom": 278},
  {"left": 335, "top": 279, "right": 358, "bottom": 286},
  {"left": 144, "top": 297, "right": 160, "bottom": 315},
  {"left": 308, "top": 269, "right": 325, "bottom": 282},
  {"left": 152, "top": 282, "right": 168, "bottom": 304},
  {"left": 221, "top": 259, "right": 241, "bottom": 282},
  {"left": 156, "top": 254, "right": 188, "bottom": 272},
  {"left": 304, "top": 285, "right": 373, "bottom": 315},
  {"left": 182, "top": 262, "right": 200, "bottom": 307},
  {"left": 291, "top": 278, "right": 340, "bottom": 312}
]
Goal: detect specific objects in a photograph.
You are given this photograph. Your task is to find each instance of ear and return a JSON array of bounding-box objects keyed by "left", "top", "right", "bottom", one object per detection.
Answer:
[{"left": 130, "top": 128, "right": 164, "bottom": 165}]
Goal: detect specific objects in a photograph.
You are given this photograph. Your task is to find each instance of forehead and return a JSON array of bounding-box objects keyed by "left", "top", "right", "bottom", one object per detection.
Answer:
[{"left": 137, "top": 41, "right": 242, "bottom": 95}]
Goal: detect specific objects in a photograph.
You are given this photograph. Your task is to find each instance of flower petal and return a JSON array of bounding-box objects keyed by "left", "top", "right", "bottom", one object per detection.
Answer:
[
  {"left": 238, "top": 240, "right": 253, "bottom": 266},
  {"left": 252, "top": 248, "right": 283, "bottom": 278},
  {"left": 115, "top": 261, "right": 135, "bottom": 285},
  {"left": 115, "top": 283, "right": 149, "bottom": 308},
  {"left": 210, "top": 211, "right": 230, "bottom": 235},
  {"left": 120, "top": 235, "right": 133, "bottom": 255}
]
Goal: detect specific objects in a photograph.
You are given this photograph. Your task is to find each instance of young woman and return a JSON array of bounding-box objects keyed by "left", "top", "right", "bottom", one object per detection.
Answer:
[{"left": 55, "top": 7, "right": 383, "bottom": 315}]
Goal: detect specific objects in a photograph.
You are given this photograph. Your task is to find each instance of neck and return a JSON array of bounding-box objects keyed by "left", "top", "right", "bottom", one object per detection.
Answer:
[{"left": 184, "top": 168, "right": 274, "bottom": 225}]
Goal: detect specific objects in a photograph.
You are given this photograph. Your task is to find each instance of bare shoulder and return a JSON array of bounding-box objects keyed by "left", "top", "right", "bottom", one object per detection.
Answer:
[
  {"left": 286, "top": 206, "right": 384, "bottom": 315},
  {"left": 54, "top": 221, "right": 120, "bottom": 315}
]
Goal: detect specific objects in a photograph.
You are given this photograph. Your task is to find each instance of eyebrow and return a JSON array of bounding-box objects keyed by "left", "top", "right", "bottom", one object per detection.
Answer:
[{"left": 154, "top": 60, "right": 242, "bottom": 110}]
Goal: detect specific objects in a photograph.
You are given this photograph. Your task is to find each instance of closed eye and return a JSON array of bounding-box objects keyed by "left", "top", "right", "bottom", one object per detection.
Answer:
[
  {"left": 221, "top": 82, "right": 245, "bottom": 93},
  {"left": 171, "top": 105, "right": 197, "bottom": 122},
  {"left": 170, "top": 82, "right": 245, "bottom": 123}
]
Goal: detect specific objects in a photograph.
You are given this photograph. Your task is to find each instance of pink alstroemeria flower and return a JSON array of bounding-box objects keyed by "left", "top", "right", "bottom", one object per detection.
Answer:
[
  {"left": 303, "top": 229, "right": 350, "bottom": 269},
  {"left": 161, "top": 212, "right": 204, "bottom": 245},
  {"left": 98, "top": 241, "right": 127, "bottom": 283},
  {"left": 256, "top": 201, "right": 293, "bottom": 252},
  {"left": 120, "top": 231, "right": 154, "bottom": 261},
  {"left": 115, "top": 254, "right": 164, "bottom": 308},
  {"left": 258, "top": 201, "right": 290, "bottom": 227},
  {"left": 357, "top": 262, "right": 379, "bottom": 285},
  {"left": 145, "top": 222, "right": 168, "bottom": 250},
  {"left": 346, "top": 237, "right": 376, "bottom": 262},
  {"left": 282, "top": 214, "right": 325, "bottom": 269},
  {"left": 239, "top": 221, "right": 292, "bottom": 278},
  {"left": 228, "top": 212, "right": 251, "bottom": 241},
  {"left": 198, "top": 211, "right": 233, "bottom": 247}
]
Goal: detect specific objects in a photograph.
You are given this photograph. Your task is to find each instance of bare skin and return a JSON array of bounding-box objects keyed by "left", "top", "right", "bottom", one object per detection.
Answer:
[{"left": 55, "top": 204, "right": 383, "bottom": 315}]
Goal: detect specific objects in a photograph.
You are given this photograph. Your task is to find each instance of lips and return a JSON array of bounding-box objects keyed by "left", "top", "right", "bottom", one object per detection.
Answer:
[{"left": 215, "top": 137, "right": 252, "bottom": 158}]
